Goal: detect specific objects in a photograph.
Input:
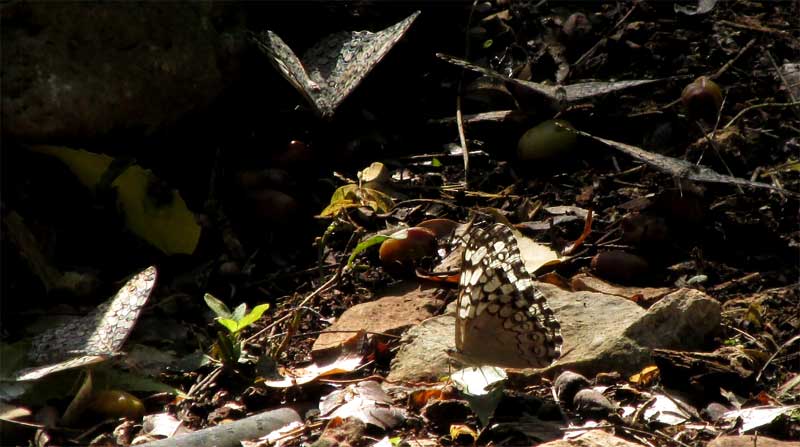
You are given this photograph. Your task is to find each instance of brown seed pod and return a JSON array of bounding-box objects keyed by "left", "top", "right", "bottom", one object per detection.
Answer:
[
  {"left": 573, "top": 389, "right": 617, "bottom": 418},
  {"left": 416, "top": 218, "right": 459, "bottom": 239},
  {"left": 379, "top": 227, "right": 437, "bottom": 269},
  {"left": 621, "top": 213, "right": 669, "bottom": 246},
  {"left": 591, "top": 251, "right": 649, "bottom": 284},
  {"left": 249, "top": 188, "right": 299, "bottom": 226},
  {"left": 562, "top": 12, "right": 592, "bottom": 43},
  {"left": 681, "top": 76, "right": 722, "bottom": 124},
  {"left": 554, "top": 371, "right": 591, "bottom": 404},
  {"left": 90, "top": 390, "right": 145, "bottom": 420}
]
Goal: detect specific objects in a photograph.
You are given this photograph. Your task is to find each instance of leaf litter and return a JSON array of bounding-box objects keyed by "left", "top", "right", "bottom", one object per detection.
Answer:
[{"left": 3, "top": 3, "right": 799, "bottom": 447}]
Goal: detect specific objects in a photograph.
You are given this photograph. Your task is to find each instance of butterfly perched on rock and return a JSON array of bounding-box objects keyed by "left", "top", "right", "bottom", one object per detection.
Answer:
[
  {"left": 14, "top": 266, "right": 157, "bottom": 381},
  {"left": 452, "top": 221, "right": 562, "bottom": 369},
  {"left": 251, "top": 11, "right": 420, "bottom": 118}
]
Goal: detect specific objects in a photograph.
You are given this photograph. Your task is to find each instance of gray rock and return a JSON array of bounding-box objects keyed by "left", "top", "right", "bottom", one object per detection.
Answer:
[
  {"left": 625, "top": 288, "right": 721, "bottom": 350},
  {"left": 388, "top": 282, "right": 721, "bottom": 384},
  {"left": 537, "top": 429, "right": 644, "bottom": 447},
  {"left": 311, "top": 281, "right": 442, "bottom": 363},
  {"left": 708, "top": 436, "right": 800, "bottom": 447},
  {"left": 387, "top": 314, "right": 455, "bottom": 383},
  {"left": 2, "top": 2, "right": 238, "bottom": 141}
]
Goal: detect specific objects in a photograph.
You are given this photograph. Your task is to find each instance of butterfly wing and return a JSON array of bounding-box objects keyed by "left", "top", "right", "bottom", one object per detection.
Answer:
[
  {"left": 302, "top": 11, "right": 420, "bottom": 117},
  {"left": 455, "top": 223, "right": 562, "bottom": 368},
  {"left": 254, "top": 11, "right": 419, "bottom": 118},
  {"left": 252, "top": 31, "right": 325, "bottom": 115},
  {"left": 23, "top": 266, "right": 157, "bottom": 378},
  {"left": 14, "top": 355, "right": 107, "bottom": 381}
]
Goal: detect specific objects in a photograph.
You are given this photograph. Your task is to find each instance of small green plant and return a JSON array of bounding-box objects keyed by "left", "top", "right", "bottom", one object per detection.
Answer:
[
  {"left": 204, "top": 293, "right": 270, "bottom": 365},
  {"left": 722, "top": 337, "right": 741, "bottom": 347}
]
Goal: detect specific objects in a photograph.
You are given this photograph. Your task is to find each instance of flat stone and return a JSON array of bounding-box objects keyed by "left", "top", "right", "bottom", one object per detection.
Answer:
[
  {"left": 2, "top": 2, "right": 236, "bottom": 141},
  {"left": 708, "top": 435, "right": 800, "bottom": 447},
  {"left": 386, "top": 314, "right": 455, "bottom": 383},
  {"left": 538, "top": 429, "right": 644, "bottom": 447},
  {"left": 312, "top": 281, "right": 442, "bottom": 361},
  {"left": 388, "top": 282, "right": 721, "bottom": 384},
  {"left": 571, "top": 273, "right": 671, "bottom": 305}
]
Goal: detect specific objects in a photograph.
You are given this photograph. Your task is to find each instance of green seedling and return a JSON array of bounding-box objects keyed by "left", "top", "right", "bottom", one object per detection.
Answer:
[{"left": 204, "top": 294, "right": 269, "bottom": 365}]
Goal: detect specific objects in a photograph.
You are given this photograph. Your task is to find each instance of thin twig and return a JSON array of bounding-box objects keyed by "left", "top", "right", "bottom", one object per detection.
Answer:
[
  {"left": 755, "top": 334, "right": 800, "bottom": 383},
  {"left": 187, "top": 365, "right": 223, "bottom": 399},
  {"left": 717, "top": 20, "right": 790, "bottom": 36},
  {"left": 723, "top": 101, "right": 800, "bottom": 129},
  {"left": 767, "top": 51, "right": 799, "bottom": 114},
  {"left": 457, "top": 0, "right": 481, "bottom": 190},
  {"left": 617, "top": 424, "right": 694, "bottom": 447},
  {"left": 712, "top": 38, "right": 756, "bottom": 79}
]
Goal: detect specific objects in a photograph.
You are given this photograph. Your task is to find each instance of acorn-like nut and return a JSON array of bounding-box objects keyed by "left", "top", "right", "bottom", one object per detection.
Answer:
[
  {"left": 517, "top": 119, "right": 578, "bottom": 161},
  {"left": 573, "top": 389, "right": 617, "bottom": 418},
  {"left": 249, "top": 188, "right": 299, "bottom": 226},
  {"left": 218, "top": 260, "right": 241, "bottom": 276},
  {"left": 90, "top": 390, "right": 145, "bottom": 420},
  {"left": 621, "top": 213, "right": 669, "bottom": 246},
  {"left": 379, "top": 227, "right": 437, "bottom": 269},
  {"left": 416, "top": 218, "right": 459, "bottom": 239},
  {"left": 464, "top": 76, "right": 517, "bottom": 110},
  {"left": 272, "top": 139, "right": 314, "bottom": 167},
  {"left": 681, "top": 76, "right": 722, "bottom": 123},
  {"left": 562, "top": 12, "right": 592, "bottom": 42},
  {"left": 554, "top": 371, "right": 591, "bottom": 404},
  {"left": 591, "top": 251, "right": 648, "bottom": 284}
]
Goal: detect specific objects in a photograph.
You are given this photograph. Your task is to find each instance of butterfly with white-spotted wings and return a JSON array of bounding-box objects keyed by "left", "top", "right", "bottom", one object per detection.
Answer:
[
  {"left": 251, "top": 11, "right": 420, "bottom": 118},
  {"left": 453, "top": 221, "right": 562, "bottom": 369},
  {"left": 14, "top": 266, "right": 157, "bottom": 381}
]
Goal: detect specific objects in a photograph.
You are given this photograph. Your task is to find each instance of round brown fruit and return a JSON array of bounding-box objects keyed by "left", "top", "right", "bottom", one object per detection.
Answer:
[
  {"left": 379, "top": 227, "right": 437, "bottom": 269},
  {"left": 681, "top": 76, "right": 722, "bottom": 123},
  {"left": 591, "top": 251, "right": 648, "bottom": 284},
  {"left": 416, "top": 218, "right": 459, "bottom": 239},
  {"left": 562, "top": 12, "right": 592, "bottom": 43}
]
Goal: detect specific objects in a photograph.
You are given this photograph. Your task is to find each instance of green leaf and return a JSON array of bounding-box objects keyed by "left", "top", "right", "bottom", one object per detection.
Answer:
[
  {"left": 431, "top": 157, "right": 442, "bottom": 167},
  {"left": 232, "top": 303, "right": 248, "bottom": 322},
  {"left": 216, "top": 317, "right": 239, "bottom": 334},
  {"left": 215, "top": 331, "right": 240, "bottom": 364},
  {"left": 483, "top": 39, "right": 493, "bottom": 49},
  {"left": 204, "top": 294, "right": 232, "bottom": 319},
  {"left": 347, "top": 234, "right": 391, "bottom": 267},
  {"left": 319, "top": 185, "right": 394, "bottom": 217},
  {"left": 237, "top": 304, "right": 270, "bottom": 330}
]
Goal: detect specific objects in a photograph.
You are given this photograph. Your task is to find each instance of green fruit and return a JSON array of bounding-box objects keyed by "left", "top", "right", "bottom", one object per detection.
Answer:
[
  {"left": 517, "top": 120, "right": 578, "bottom": 161},
  {"left": 90, "top": 390, "right": 145, "bottom": 420}
]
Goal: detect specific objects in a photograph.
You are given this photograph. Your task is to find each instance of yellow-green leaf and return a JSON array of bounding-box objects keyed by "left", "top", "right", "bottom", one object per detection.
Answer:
[
  {"left": 320, "top": 184, "right": 394, "bottom": 217},
  {"left": 216, "top": 318, "right": 239, "bottom": 334},
  {"left": 237, "top": 303, "right": 270, "bottom": 330},
  {"left": 347, "top": 234, "right": 391, "bottom": 267},
  {"left": 30, "top": 145, "right": 200, "bottom": 255}
]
